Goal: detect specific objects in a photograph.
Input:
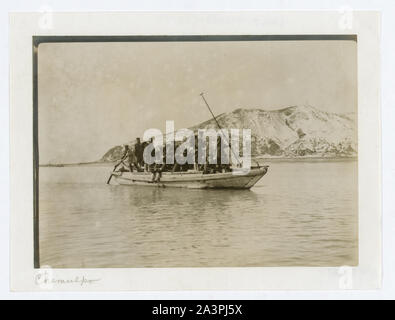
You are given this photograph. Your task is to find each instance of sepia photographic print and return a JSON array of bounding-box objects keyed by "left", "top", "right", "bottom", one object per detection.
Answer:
[
  {"left": 9, "top": 11, "right": 381, "bottom": 291},
  {"left": 35, "top": 35, "right": 358, "bottom": 269}
]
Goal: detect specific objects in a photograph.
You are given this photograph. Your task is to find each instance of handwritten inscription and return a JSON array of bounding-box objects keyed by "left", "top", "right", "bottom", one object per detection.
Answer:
[{"left": 35, "top": 270, "right": 100, "bottom": 288}]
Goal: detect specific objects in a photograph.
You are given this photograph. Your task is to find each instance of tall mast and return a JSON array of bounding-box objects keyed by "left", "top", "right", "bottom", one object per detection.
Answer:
[{"left": 199, "top": 93, "right": 241, "bottom": 166}]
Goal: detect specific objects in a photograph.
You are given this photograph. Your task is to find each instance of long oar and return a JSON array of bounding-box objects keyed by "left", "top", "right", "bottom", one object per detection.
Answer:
[{"left": 106, "top": 160, "right": 125, "bottom": 184}]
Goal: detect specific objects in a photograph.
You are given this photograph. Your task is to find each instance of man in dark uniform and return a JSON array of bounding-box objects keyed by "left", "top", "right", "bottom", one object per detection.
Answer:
[
  {"left": 135, "top": 137, "right": 143, "bottom": 168},
  {"left": 128, "top": 146, "right": 138, "bottom": 172},
  {"left": 120, "top": 144, "right": 137, "bottom": 172}
]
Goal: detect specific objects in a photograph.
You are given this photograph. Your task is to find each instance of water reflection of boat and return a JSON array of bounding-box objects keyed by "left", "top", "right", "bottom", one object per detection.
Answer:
[{"left": 110, "top": 166, "right": 268, "bottom": 189}]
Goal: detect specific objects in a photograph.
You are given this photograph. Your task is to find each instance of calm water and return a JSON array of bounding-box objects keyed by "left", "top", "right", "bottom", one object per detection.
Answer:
[{"left": 39, "top": 160, "right": 358, "bottom": 268}]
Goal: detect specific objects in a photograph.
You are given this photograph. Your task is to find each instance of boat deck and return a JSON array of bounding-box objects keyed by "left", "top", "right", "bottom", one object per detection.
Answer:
[{"left": 111, "top": 166, "right": 268, "bottom": 189}]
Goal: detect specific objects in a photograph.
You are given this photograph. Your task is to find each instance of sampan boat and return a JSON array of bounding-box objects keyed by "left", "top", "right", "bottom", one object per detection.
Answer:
[
  {"left": 107, "top": 93, "right": 269, "bottom": 189},
  {"left": 109, "top": 166, "right": 268, "bottom": 189}
]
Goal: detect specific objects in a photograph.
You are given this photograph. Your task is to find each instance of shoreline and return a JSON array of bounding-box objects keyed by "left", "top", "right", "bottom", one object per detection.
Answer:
[
  {"left": 256, "top": 156, "right": 357, "bottom": 162},
  {"left": 39, "top": 156, "right": 358, "bottom": 167},
  {"left": 39, "top": 161, "right": 112, "bottom": 168}
]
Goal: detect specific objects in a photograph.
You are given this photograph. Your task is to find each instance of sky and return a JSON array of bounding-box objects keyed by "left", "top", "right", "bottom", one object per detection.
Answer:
[{"left": 38, "top": 39, "right": 357, "bottom": 164}]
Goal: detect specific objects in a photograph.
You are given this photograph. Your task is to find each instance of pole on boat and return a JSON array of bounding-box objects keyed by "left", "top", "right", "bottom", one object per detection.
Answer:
[
  {"left": 199, "top": 92, "right": 242, "bottom": 166},
  {"left": 200, "top": 93, "right": 225, "bottom": 134}
]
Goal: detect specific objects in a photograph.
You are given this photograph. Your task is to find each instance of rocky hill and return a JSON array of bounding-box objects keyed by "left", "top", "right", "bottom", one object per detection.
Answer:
[{"left": 100, "top": 105, "right": 357, "bottom": 161}]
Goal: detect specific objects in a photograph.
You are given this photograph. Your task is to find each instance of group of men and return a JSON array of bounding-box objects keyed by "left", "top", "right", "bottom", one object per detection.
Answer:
[
  {"left": 118, "top": 136, "right": 232, "bottom": 181},
  {"left": 119, "top": 138, "right": 145, "bottom": 173}
]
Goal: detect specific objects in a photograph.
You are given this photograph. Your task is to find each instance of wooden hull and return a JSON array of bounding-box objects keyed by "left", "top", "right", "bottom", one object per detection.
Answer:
[{"left": 111, "top": 166, "right": 268, "bottom": 189}]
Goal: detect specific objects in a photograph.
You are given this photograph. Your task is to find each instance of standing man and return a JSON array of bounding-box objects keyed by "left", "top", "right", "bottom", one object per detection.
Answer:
[
  {"left": 135, "top": 137, "right": 143, "bottom": 168},
  {"left": 128, "top": 146, "right": 138, "bottom": 172}
]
